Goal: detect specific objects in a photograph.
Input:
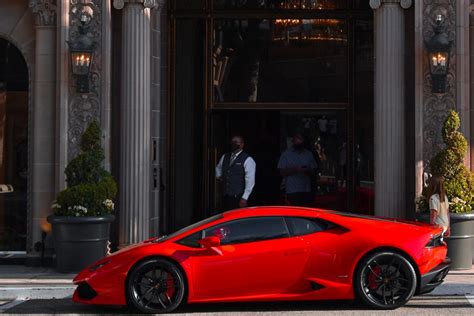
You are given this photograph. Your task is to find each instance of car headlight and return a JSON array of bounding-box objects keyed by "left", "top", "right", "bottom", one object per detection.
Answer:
[{"left": 89, "top": 260, "right": 111, "bottom": 272}]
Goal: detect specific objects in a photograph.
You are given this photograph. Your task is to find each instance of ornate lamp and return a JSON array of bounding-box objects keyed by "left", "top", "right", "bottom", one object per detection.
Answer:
[
  {"left": 68, "top": 12, "right": 94, "bottom": 93},
  {"left": 425, "top": 15, "right": 452, "bottom": 93}
]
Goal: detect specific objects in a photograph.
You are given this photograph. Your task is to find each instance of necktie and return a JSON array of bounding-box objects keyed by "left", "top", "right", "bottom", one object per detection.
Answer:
[{"left": 230, "top": 152, "right": 237, "bottom": 165}]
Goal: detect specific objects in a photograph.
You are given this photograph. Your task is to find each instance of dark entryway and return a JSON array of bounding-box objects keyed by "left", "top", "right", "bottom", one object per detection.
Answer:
[
  {"left": 0, "top": 38, "right": 29, "bottom": 251},
  {"left": 208, "top": 110, "right": 374, "bottom": 214},
  {"left": 168, "top": 1, "right": 374, "bottom": 233}
]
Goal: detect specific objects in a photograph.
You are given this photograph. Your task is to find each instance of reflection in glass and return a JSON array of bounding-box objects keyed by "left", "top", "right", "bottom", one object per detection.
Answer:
[
  {"left": 354, "top": 19, "right": 374, "bottom": 215},
  {"left": 213, "top": 0, "right": 347, "bottom": 10},
  {"left": 279, "top": 111, "right": 347, "bottom": 211},
  {"left": 213, "top": 19, "right": 348, "bottom": 102}
]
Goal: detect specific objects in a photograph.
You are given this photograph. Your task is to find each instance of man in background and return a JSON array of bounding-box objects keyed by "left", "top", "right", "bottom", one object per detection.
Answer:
[
  {"left": 278, "top": 134, "right": 317, "bottom": 207},
  {"left": 216, "top": 135, "right": 256, "bottom": 211}
]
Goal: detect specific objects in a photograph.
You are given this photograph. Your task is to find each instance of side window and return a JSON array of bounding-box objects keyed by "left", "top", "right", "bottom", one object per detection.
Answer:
[
  {"left": 204, "top": 217, "right": 289, "bottom": 245},
  {"left": 176, "top": 231, "right": 202, "bottom": 248},
  {"left": 285, "top": 217, "right": 329, "bottom": 236}
]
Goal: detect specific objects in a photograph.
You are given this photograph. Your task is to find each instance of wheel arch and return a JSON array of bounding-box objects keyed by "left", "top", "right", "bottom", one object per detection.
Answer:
[
  {"left": 352, "top": 246, "right": 421, "bottom": 293},
  {"left": 124, "top": 255, "right": 190, "bottom": 304}
]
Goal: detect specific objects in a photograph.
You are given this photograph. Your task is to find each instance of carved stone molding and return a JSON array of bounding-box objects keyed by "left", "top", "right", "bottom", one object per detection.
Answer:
[
  {"left": 422, "top": 0, "right": 457, "bottom": 166},
  {"left": 400, "top": 0, "right": 413, "bottom": 9},
  {"left": 68, "top": 0, "right": 103, "bottom": 160},
  {"left": 369, "top": 0, "right": 412, "bottom": 9},
  {"left": 113, "top": 0, "right": 159, "bottom": 10},
  {"left": 29, "top": 0, "right": 57, "bottom": 26}
]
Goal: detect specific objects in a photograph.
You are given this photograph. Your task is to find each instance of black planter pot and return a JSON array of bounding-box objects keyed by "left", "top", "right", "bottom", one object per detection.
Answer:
[
  {"left": 47, "top": 215, "right": 115, "bottom": 273},
  {"left": 416, "top": 211, "right": 474, "bottom": 270}
]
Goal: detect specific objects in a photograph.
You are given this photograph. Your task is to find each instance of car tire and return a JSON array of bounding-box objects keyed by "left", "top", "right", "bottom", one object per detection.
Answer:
[
  {"left": 127, "top": 258, "right": 186, "bottom": 314},
  {"left": 354, "top": 251, "right": 417, "bottom": 310}
]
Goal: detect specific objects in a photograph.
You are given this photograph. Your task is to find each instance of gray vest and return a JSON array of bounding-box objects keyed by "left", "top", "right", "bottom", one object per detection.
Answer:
[{"left": 222, "top": 151, "right": 249, "bottom": 197}]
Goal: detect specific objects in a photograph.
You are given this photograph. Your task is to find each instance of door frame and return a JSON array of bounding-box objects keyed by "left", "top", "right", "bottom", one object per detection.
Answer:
[
  {"left": 168, "top": 3, "right": 376, "bottom": 224},
  {"left": 0, "top": 36, "right": 30, "bottom": 254}
]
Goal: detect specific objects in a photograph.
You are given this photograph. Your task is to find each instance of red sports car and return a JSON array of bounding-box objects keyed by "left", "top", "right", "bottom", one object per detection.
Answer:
[{"left": 73, "top": 207, "right": 449, "bottom": 313}]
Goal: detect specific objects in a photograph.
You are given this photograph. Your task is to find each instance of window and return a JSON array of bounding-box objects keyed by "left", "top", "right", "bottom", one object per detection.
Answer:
[
  {"left": 176, "top": 231, "right": 203, "bottom": 248},
  {"left": 285, "top": 217, "right": 329, "bottom": 236},
  {"left": 213, "top": 18, "right": 348, "bottom": 103},
  {"left": 157, "top": 214, "right": 223, "bottom": 244},
  {"left": 204, "top": 216, "right": 289, "bottom": 245}
]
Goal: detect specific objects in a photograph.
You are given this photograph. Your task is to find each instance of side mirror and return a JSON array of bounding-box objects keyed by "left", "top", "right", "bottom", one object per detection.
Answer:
[{"left": 198, "top": 236, "right": 221, "bottom": 249}]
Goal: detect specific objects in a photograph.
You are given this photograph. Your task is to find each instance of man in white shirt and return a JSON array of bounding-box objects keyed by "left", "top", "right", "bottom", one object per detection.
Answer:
[{"left": 216, "top": 135, "right": 256, "bottom": 211}]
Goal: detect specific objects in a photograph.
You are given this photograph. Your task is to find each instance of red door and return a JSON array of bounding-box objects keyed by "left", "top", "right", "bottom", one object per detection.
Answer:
[{"left": 190, "top": 234, "right": 310, "bottom": 299}]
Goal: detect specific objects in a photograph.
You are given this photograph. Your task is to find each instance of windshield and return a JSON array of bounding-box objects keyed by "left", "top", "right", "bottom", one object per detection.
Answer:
[{"left": 155, "top": 213, "right": 224, "bottom": 242}]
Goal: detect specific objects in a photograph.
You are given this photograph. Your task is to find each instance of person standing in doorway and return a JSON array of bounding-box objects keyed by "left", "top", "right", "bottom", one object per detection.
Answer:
[
  {"left": 278, "top": 134, "right": 317, "bottom": 207},
  {"left": 216, "top": 135, "right": 256, "bottom": 211}
]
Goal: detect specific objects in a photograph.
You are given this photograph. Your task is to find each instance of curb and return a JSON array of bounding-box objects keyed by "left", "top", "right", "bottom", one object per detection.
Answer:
[
  {"left": 426, "top": 282, "right": 474, "bottom": 296},
  {"left": 0, "top": 280, "right": 472, "bottom": 301},
  {"left": 0, "top": 285, "right": 75, "bottom": 300}
]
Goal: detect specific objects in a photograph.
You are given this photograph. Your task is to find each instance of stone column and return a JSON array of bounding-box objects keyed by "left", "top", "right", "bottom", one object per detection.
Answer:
[
  {"left": 29, "top": 0, "right": 57, "bottom": 255},
  {"left": 370, "top": 0, "right": 412, "bottom": 218},
  {"left": 113, "top": 0, "right": 154, "bottom": 246}
]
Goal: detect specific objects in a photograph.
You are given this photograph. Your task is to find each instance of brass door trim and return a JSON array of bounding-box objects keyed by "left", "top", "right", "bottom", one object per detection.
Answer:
[{"left": 212, "top": 103, "right": 348, "bottom": 111}]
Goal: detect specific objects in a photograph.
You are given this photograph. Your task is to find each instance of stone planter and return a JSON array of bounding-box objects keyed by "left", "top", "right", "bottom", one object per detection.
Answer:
[
  {"left": 47, "top": 215, "right": 115, "bottom": 273},
  {"left": 416, "top": 211, "right": 474, "bottom": 270}
]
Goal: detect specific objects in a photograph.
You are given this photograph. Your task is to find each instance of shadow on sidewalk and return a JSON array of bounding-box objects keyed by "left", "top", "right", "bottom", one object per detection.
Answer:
[{"left": 5, "top": 299, "right": 365, "bottom": 314}]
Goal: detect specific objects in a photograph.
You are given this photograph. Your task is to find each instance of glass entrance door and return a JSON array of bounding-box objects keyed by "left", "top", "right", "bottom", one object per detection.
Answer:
[{"left": 170, "top": 1, "right": 374, "bottom": 228}]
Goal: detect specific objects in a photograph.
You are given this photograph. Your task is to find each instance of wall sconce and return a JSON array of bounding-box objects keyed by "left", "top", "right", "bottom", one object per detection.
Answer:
[
  {"left": 425, "top": 15, "right": 452, "bottom": 93},
  {"left": 68, "top": 11, "right": 94, "bottom": 93}
]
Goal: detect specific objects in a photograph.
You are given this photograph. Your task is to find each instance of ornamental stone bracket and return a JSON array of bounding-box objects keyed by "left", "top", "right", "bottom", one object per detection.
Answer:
[
  {"left": 67, "top": 0, "right": 103, "bottom": 161},
  {"left": 29, "top": 0, "right": 57, "bottom": 26},
  {"left": 422, "top": 0, "right": 457, "bottom": 167},
  {"left": 369, "top": 0, "right": 412, "bottom": 9}
]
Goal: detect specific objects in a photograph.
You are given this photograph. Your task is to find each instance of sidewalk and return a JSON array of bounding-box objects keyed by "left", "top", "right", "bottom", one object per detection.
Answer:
[
  {"left": 0, "top": 265, "right": 473, "bottom": 300},
  {"left": 0, "top": 265, "right": 75, "bottom": 300},
  {"left": 430, "top": 266, "right": 474, "bottom": 296}
]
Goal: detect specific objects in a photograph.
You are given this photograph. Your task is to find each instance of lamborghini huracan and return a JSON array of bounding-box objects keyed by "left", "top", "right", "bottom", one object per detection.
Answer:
[{"left": 73, "top": 207, "right": 449, "bottom": 313}]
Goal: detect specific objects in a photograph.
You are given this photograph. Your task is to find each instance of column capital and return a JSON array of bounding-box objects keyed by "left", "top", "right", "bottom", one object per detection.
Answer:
[
  {"left": 29, "top": 0, "right": 56, "bottom": 27},
  {"left": 369, "top": 0, "right": 412, "bottom": 10},
  {"left": 113, "top": 0, "right": 162, "bottom": 10}
]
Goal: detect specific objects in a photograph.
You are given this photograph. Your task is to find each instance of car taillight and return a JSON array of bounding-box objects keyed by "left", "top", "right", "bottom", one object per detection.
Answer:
[{"left": 425, "top": 234, "right": 444, "bottom": 248}]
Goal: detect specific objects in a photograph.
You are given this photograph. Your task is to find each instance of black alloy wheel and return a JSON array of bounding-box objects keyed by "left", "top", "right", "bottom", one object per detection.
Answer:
[
  {"left": 355, "top": 251, "right": 417, "bottom": 309},
  {"left": 127, "top": 258, "right": 186, "bottom": 314}
]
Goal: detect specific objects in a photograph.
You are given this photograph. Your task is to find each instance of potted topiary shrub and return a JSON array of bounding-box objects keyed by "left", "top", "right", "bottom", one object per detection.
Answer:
[
  {"left": 47, "top": 121, "right": 117, "bottom": 273},
  {"left": 415, "top": 110, "right": 474, "bottom": 270}
]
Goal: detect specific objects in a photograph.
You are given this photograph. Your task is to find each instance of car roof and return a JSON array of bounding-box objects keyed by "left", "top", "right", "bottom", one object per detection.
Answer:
[
  {"left": 222, "top": 206, "right": 404, "bottom": 224},
  {"left": 222, "top": 206, "right": 325, "bottom": 220}
]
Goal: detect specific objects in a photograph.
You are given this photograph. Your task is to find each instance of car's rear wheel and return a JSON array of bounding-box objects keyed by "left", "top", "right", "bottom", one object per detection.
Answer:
[
  {"left": 355, "top": 251, "right": 417, "bottom": 309},
  {"left": 127, "top": 258, "right": 186, "bottom": 314}
]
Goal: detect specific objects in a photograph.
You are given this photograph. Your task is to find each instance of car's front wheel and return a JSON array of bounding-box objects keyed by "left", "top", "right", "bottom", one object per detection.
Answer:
[
  {"left": 354, "top": 251, "right": 417, "bottom": 309},
  {"left": 127, "top": 258, "right": 186, "bottom": 314}
]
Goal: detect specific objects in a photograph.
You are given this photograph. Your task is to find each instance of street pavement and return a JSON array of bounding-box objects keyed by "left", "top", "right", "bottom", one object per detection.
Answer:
[{"left": 0, "top": 265, "right": 473, "bottom": 315}]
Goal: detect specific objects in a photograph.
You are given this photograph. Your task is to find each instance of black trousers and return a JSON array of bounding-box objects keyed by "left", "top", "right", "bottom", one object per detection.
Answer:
[
  {"left": 286, "top": 192, "right": 312, "bottom": 207},
  {"left": 221, "top": 195, "right": 241, "bottom": 211}
]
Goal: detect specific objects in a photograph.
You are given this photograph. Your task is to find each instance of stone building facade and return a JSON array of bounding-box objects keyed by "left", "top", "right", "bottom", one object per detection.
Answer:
[{"left": 0, "top": 0, "right": 473, "bottom": 258}]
